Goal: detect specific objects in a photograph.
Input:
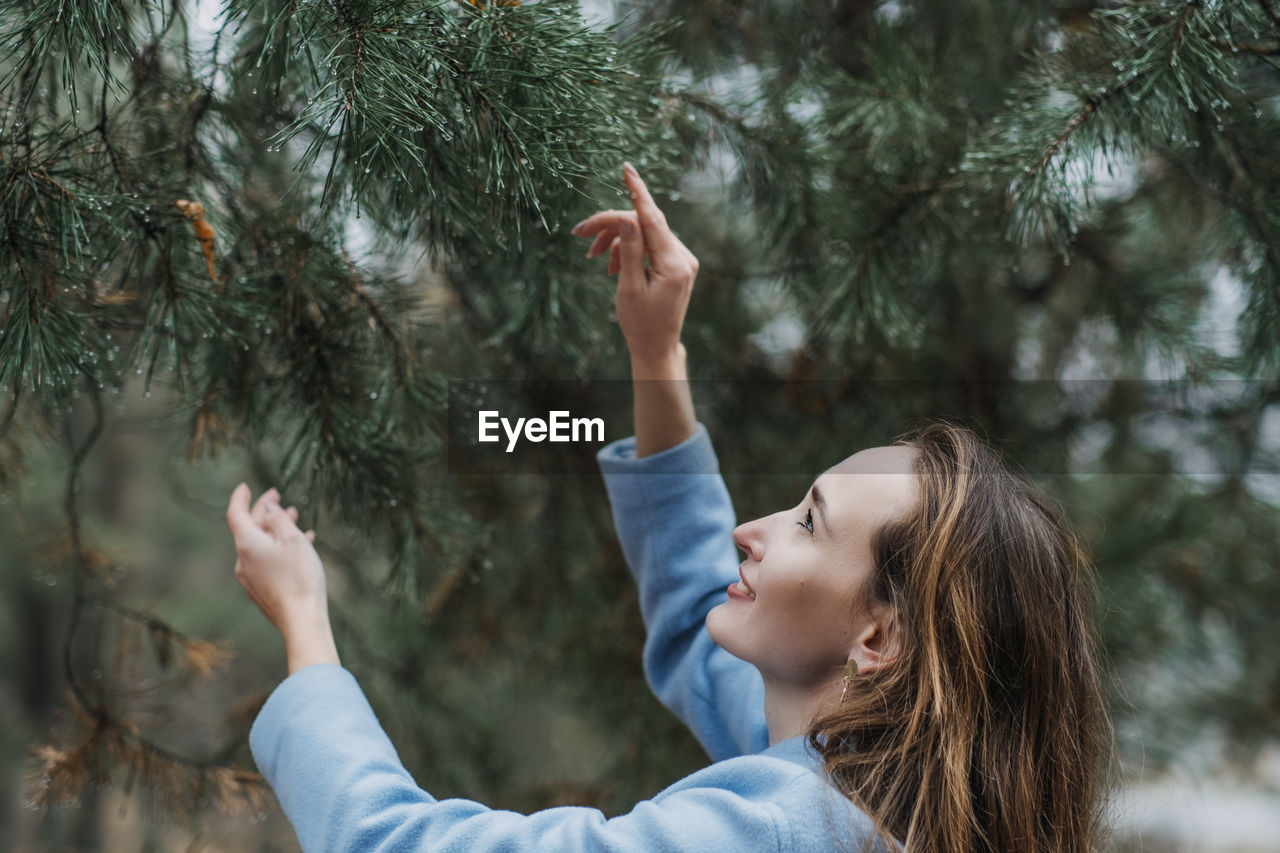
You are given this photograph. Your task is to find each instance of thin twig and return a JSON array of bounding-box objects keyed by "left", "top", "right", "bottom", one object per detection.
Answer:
[
  {"left": 330, "top": 0, "right": 368, "bottom": 111},
  {"left": 674, "top": 91, "right": 750, "bottom": 132},
  {"left": 1030, "top": 79, "right": 1138, "bottom": 179},
  {"left": 62, "top": 384, "right": 107, "bottom": 713},
  {"left": 342, "top": 269, "right": 409, "bottom": 387},
  {"left": 94, "top": 74, "right": 133, "bottom": 191},
  {"left": 1207, "top": 37, "right": 1280, "bottom": 55},
  {"left": 1172, "top": 0, "right": 1197, "bottom": 50},
  {"left": 33, "top": 167, "right": 75, "bottom": 200},
  {"left": 76, "top": 591, "right": 206, "bottom": 645},
  {"left": 55, "top": 383, "right": 264, "bottom": 788}
]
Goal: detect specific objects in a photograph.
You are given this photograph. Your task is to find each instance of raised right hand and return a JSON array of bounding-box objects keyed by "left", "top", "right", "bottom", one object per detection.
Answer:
[{"left": 571, "top": 162, "right": 699, "bottom": 373}]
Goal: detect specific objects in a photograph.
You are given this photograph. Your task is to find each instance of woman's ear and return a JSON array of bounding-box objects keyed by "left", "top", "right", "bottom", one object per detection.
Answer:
[{"left": 849, "top": 605, "right": 900, "bottom": 674}]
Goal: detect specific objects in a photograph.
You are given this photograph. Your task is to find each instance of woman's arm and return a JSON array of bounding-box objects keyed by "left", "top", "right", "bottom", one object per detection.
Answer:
[
  {"left": 631, "top": 345, "right": 695, "bottom": 458},
  {"left": 249, "top": 663, "right": 838, "bottom": 853},
  {"left": 226, "top": 482, "right": 781, "bottom": 850},
  {"left": 597, "top": 429, "right": 769, "bottom": 760},
  {"left": 578, "top": 165, "right": 768, "bottom": 758},
  {"left": 571, "top": 162, "right": 697, "bottom": 457}
]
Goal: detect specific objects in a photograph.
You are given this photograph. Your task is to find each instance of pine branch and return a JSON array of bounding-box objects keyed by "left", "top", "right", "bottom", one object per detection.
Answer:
[
  {"left": 673, "top": 90, "right": 750, "bottom": 134},
  {"left": 29, "top": 698, "right": 268, "bottom": 820},
  {"left": 1172, "top": 0, "right": 1197, "bottom": 54},
  {"left": 1209, "top": 136, "right": 1280, "bottom": 351},
  {"left": 77, "top": 592, "right": 230, "bottom": 676},
  {"left": 340, "top": 263, "right": 410, "bottom": 387},
  {"left": 62, "top": 383, "right": 103, "bottom": 570},
  {"left": 1028, "top": 2, "right": 1198, "bottom": 182},
  {"left": 91, "top": 75, "right": 136, "bottom": 193},
  {"left": 1029, "top": 86, "right": 1122, "bottom": 181},
  {"left": 34, "top": 383, "right": 266, "bottom": 818},
  {"left": 0, "top": 0, "right": 141, "bottom": 116},
  {"left": 330, "top": 0, "right": 371, "bottom": 112}
]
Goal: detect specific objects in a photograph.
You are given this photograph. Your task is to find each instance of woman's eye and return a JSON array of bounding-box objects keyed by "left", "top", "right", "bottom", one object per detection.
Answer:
[{"left": 797, "top": 508, "right": 814, "bottom": 535}]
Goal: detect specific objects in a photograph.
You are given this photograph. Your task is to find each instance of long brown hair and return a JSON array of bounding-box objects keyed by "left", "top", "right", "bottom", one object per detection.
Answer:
[{"left": 808, "top": 421, "right": 1112, "bottom": 853}]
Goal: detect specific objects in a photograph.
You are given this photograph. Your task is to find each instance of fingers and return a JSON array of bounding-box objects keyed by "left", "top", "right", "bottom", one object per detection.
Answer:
[
  {"left": 261, "top": 502, "right": 313, "bottom": 544},
  {"left": 582, "top": 212, "right": 643, "bottom": 279},
  {"left": 607, "top": 236, "right": 622, "bottom": 277},
  {"left": 615, "top": 214, "right": 646, "bottom": 284},
  {"left": 585, "top": 231, "right": 612, "bottom": 259},
  {"left": 577, "top": 212, "right": 639, "bottom": 251},
  {"left": 240, "top": 487, "right": 302, "bottom": 526},
  {"left": 572, "top": 164, "right": 690, "bottom": 276},
  {"left": 571, "top": 210, "right": 618, "bottom": 237},
  {"left": 622, "top": 163, "right": 683, "bottom": 268},
  {"left": 622, "top": 162, "right": 663, "bottom": 229},
  {"left": 262, "top": 501, "right": 299, "bottom": 536},
  {"left": 251, "top": 487, "right": 280, "bottom": 526},
  {"left": 228, "top": 484, "right": 274, "bottom": 557},
  {"left": 226, "top": 483, "right": 254, "bottom": 534}
]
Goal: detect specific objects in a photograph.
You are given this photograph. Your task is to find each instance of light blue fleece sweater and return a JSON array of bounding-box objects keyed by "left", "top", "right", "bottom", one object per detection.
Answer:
[{"left": 249, "top": 424, "right": 885, "bottom": 852}]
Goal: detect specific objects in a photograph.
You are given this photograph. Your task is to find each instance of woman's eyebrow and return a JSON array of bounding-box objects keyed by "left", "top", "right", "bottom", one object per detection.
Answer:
[{"left": 809, "top": 484, "right": 832, "bottom": 537}]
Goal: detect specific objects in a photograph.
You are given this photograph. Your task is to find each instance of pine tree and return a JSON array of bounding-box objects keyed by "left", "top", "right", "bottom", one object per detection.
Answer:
[{"left": 2, "top": 0, "right": 1278, "bottom": 848}]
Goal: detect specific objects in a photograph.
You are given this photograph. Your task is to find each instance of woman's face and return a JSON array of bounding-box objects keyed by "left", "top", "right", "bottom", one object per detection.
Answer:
[{"left": 706, "top": 445, "right": 918, "bottom": 688}]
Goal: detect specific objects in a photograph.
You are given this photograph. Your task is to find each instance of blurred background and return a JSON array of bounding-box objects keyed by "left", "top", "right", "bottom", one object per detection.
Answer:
[{"left": 2, "top": 0, "right": 1278, "bottom": 849}]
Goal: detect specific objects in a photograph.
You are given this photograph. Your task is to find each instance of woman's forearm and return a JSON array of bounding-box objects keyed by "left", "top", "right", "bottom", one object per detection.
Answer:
[
  {"left": 632, "top": 344, "right": 696, "bottom": 458},
  {"left": 283, "top": 616, "right": 341, "bottom": 675}
]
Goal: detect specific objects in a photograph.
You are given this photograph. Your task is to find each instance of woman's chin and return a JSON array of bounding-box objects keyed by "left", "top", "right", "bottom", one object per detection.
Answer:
[{"left": 705, "top": 602, "right": 740, "bottom": 653}]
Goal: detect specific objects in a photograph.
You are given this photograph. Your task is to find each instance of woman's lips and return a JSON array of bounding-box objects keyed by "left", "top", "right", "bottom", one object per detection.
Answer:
[{"left": 727, "top": 567, "right": 756, "bottom": 600}]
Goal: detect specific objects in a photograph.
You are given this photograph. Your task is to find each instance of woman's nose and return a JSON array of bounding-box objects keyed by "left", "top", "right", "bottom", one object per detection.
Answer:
[{"left": 733, "top": 518, "right": 765, "bottom": 561}]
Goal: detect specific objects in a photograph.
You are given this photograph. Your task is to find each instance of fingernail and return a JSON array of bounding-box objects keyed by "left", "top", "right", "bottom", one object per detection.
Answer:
[
  {"left": 571, "top": 218, "right": 588, "bottom": 234},
  {"left": 623, "top": 161, "right": 638, "bottom": 178},
  {"left": 620, "top": 219, "right": 634, "bottom": 236}
]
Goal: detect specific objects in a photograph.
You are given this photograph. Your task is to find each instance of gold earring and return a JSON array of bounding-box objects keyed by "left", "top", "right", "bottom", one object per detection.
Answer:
[{"left": 839, "top": 659, "right": 859, "bottom": 704}]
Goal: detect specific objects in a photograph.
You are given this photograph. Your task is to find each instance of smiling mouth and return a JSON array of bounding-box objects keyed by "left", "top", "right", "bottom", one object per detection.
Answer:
[{"left": 736, "top": 569, "right": 756, "bottom": 599}]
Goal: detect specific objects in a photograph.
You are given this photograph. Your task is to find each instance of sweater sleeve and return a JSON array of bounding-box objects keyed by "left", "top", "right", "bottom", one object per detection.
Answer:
[
  {"left": 596, "top": 424, "right": 768, "bottom": 761},
  {"left": 249, "top": 664, "right": 794, "bottom": 853}
]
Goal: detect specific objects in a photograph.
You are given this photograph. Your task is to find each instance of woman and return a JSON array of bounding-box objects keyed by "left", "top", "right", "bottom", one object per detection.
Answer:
[{"left": 227, "top": 163, "right": 1111, "bottom": 852}]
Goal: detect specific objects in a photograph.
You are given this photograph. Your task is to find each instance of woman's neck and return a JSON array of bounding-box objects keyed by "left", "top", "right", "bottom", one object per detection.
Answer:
[{"left": 761, "top": 673, "right": 843, "bottom": 746}]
